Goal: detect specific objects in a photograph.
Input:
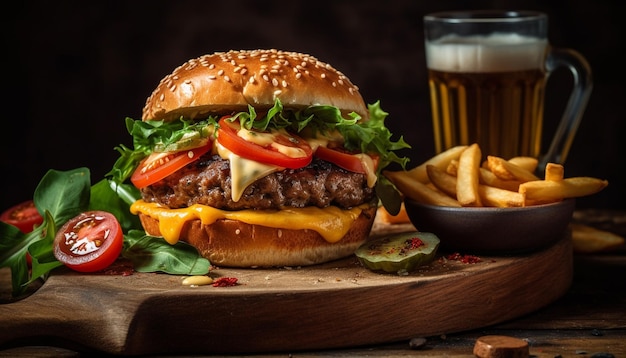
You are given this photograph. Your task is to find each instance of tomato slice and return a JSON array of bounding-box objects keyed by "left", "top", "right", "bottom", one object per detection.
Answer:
[
  {"left": 315, "top": 146, "right": 379, "bottom": 174},
  {"left": 131, "top": 145, "right": 211, "bottom": 188},
  {"left": 53, "top": 211, "right": 124, "bottom": 273},
  {"left": 217, "top": 117, "right": 313, "bottom": 169},
  {"left": 1, "top": 200, "right": 44, "bottom": 233}
]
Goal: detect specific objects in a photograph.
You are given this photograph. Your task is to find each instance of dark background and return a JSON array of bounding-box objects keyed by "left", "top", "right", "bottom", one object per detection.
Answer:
[{"left": 2, "top": 0, "right": 624, "bottom": 212}]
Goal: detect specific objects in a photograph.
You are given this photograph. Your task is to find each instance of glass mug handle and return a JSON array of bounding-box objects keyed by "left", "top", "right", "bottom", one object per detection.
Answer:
[{"left": 540, "top": 47, "right": 593, "bottom": 171}]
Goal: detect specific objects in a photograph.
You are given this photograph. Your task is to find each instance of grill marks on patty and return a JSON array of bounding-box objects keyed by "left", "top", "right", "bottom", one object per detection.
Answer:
[{"left": 140, "top": 154, "right": 375, "bottom": 210}]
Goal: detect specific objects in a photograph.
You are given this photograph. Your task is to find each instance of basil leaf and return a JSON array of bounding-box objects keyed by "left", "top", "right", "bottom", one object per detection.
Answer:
[
  {"left": 89, "top": 179, "right": 141, "bottom": 232},
  {"left": 27, "top": 211, "right": 63, "bottom": 285},
  {"left": 123, "top": 230, "right": 210, "bottom": 275},
  {"left": 0, "top": 222, "right": 30, "bottom": 296},
  {"left": 34, "top": 168, "right": 91, "bottom": 226}
]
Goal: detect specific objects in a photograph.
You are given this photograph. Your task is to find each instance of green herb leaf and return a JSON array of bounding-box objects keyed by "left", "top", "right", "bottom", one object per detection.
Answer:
[
  {"left": 1, "top": 168, "right": 90, "bottom": 296},
  {"left": 0, "top": 222, "right": 30, "bottom": 296},
  {"left": 107, "top": 117, "right": 219, "bottom": 183},
  {"left": 89, "top": 179, "right": 141, "bottom": 232},
  {"left": 34, "top": 168, "right": 91, "bottom": 227},
  {"left": 27, "top": 211, "right": 63, "bottom": 285},
  {"left": 123, "top": 230, "right": 210, "bottom": 275}
]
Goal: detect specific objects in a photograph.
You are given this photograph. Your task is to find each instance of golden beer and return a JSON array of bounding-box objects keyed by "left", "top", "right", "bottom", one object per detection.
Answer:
[
  {"left": 426, "top": 34, "right": 548, "bottom": 159},
  {"left": 424, "top": 11, "right": 592, "bottom": 168}
]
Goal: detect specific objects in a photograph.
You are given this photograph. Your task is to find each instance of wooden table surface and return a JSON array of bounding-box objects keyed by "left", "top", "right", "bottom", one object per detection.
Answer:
[{"left": 1, "top": 208, "right": 624, "bottom": 358}]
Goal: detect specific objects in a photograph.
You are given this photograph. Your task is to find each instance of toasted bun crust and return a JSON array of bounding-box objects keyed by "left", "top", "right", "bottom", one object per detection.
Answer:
[
  {"left": 138, "top": 205, "right": 377, "bottom": 267},
  {"left": 142, "top": 49, "right": 368, "bottom": 122}
]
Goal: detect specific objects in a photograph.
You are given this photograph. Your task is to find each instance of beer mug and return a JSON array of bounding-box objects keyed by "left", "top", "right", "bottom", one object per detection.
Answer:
[{"left": 424, "top": 11, "right": 592, "bottom": 170}]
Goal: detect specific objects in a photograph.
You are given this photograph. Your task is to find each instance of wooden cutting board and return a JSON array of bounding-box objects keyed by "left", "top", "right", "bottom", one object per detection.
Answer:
[{"left": 0, "top": 221, "right": 573, "bottom": 355}]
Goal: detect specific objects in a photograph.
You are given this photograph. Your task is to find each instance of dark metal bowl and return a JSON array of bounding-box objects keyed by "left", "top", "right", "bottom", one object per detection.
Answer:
[{"left": 404, "top": 199, "right": 575, "bottom": 254}]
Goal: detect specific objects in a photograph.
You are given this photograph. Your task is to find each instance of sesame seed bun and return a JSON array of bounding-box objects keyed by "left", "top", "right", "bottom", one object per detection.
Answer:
[{"left": 142, "top": 49, "right": 368, "bottom": 122}]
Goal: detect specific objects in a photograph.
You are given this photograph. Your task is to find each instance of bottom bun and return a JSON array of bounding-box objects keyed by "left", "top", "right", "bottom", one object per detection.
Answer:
[{"left": 138, "top": 205, "right": 378, "bottom": 267}]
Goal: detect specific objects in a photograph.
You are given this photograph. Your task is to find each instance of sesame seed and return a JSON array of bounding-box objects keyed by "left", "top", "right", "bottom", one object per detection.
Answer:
[
  {"left": 262, "top": 74, "right": 269, "bottom": 82},
  {"left": 218, "top": 69, "right": 224, "bottom": 76},
  {"left": 272, "top": 78, "right": 279, "bottom": 87},
  {"left": 208, "top": 75, "right": 216, "bottom": 80},
  {"left": 282, "top": 80, "right": 288, "bottom": 87},
  {"left": 249, "top": 76, "right": 256, "bottom": 84},
  {"left": 224, "top": 75, "right": 231, "bottom": 82},
  {"left": 321, "top": 73, "right": 326, "bottom": 79}
]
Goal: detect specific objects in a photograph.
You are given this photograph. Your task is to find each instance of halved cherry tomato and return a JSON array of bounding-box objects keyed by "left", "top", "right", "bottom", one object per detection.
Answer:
[
  {"left": 315, "top": 146, "right": 379, "bottom": 174},
  {"left": 1, "top": 200, "right": 43, "bottom": 233},
  {"left": 53, "top": 211, "right": 124, "bottom": 273},
  {"left": 217, "top": 117, "right": 313, "bottom": 169},
  {"left": 130, "top": 145, "right": 211, "bottom": 188}
]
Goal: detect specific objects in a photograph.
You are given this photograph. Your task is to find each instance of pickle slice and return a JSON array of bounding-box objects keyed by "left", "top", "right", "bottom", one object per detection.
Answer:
[{"left": 355, "top": 231, "right": 440, "bottom": 273}]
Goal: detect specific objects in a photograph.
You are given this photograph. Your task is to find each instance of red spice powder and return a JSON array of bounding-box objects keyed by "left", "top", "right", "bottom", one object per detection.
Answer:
[
  {"left": 445, "top": 252, "right": 481, "bottom": 264},
  {"left": 212, "top": 277, "right": 238, "bottom": 287}
]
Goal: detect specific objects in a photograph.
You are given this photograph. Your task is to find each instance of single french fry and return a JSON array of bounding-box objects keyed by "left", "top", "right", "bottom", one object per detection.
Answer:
[
  {"left": 456, "top": 143, "right": 482, "bottom": 206},
  {"left": 384, "top": 170, "right": 462, "bottom": 207},
  {"left": 446, "top": 159, "right": 459, "bottom": 176},
  {"left": 545, "top": 163, "right": 565, "bottom": 181},
  {"left": 426, "top": 165, "right": 457, "bottom": 198},
  {"left": 478, "top": 185, "right": 525, "bottom": 207},
  {"left": 508, "top": 156, "right": 539, "bottom": 173},
  {"left": 479, "top": 167, "right": 523, "bottom": 192},
  {"left": 487, "top": 156, "right": 539, "bottom": 182},
  {"left": 377, "top": 203, "right": 411, "bottom": 225},
  {"left": 407, "top": 145, "right": 468, "bottom": 183},
  {"left": 570, "top": 223, "right": 625, "bottom": 253},
  {"left": 519, "top": 177, "right": 609, "bottom": 202}
]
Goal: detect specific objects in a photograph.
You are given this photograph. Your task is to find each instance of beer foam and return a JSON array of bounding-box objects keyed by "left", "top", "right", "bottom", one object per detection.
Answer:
[{"left": 426, "top": 33, "right": 547, "bottom": 72}]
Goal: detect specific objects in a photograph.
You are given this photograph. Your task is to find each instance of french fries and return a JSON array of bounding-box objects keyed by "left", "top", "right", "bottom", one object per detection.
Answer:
[
  {"left": 456, "top": 143, "right": 482, "bottom": 206},
  {"left": 545, "top": 163, "right": 565, "bottom": 181},
  {"left": 519, "top": 177, "right": 608, "bottom": 202},
  {"left": 508, "top": 156, "right": 539, "bottom": 173},
  {"left": 487, "top": 156, "right": 540, "bottom": 182},
  {"left": 570, "top": 223, "right": 625, "bottom": 253},
  {"left": 384, "top": 143, "right": 609, "bottom": 208},
  {"left": 384, "top": 170, "right": 462, "bottom": 207},
  {"left": 406, "top": 145, "right": 467, "bottom": 184}
]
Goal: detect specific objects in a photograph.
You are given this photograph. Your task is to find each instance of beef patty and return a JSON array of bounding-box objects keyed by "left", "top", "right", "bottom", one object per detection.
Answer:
[{"left": 140, "top": 154, "right": 376, "bottom": 210}]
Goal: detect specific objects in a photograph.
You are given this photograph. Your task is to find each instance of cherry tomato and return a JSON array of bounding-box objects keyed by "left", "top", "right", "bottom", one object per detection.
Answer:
[
  {"left": 315, "top": 146, "right": 379, "bottom": 174},
  {"left": 53, "top": 211, "right": 124, "bottom": 273},
  {"left": 217, "top": 117, "right": 313, "bottom": 169},
  {"left": 130, "top": 145, "right": 211, "bottom": 188},
  {"left": 1, "top": 200, "right": 44, "bottom": 233}
]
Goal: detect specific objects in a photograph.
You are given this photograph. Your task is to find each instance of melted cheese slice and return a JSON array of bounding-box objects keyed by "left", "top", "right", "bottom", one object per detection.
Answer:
[
  {"left": 216, "top": 142, "right": 280, "bottom": 202},
  {"left": 131, "top": 200, "right": 366, "bottom": 245}
]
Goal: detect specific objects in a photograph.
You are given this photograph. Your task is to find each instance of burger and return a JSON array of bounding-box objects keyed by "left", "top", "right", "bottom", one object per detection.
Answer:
[{"left": 110, "top": 49, "right": 409, "bottom": 267}]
